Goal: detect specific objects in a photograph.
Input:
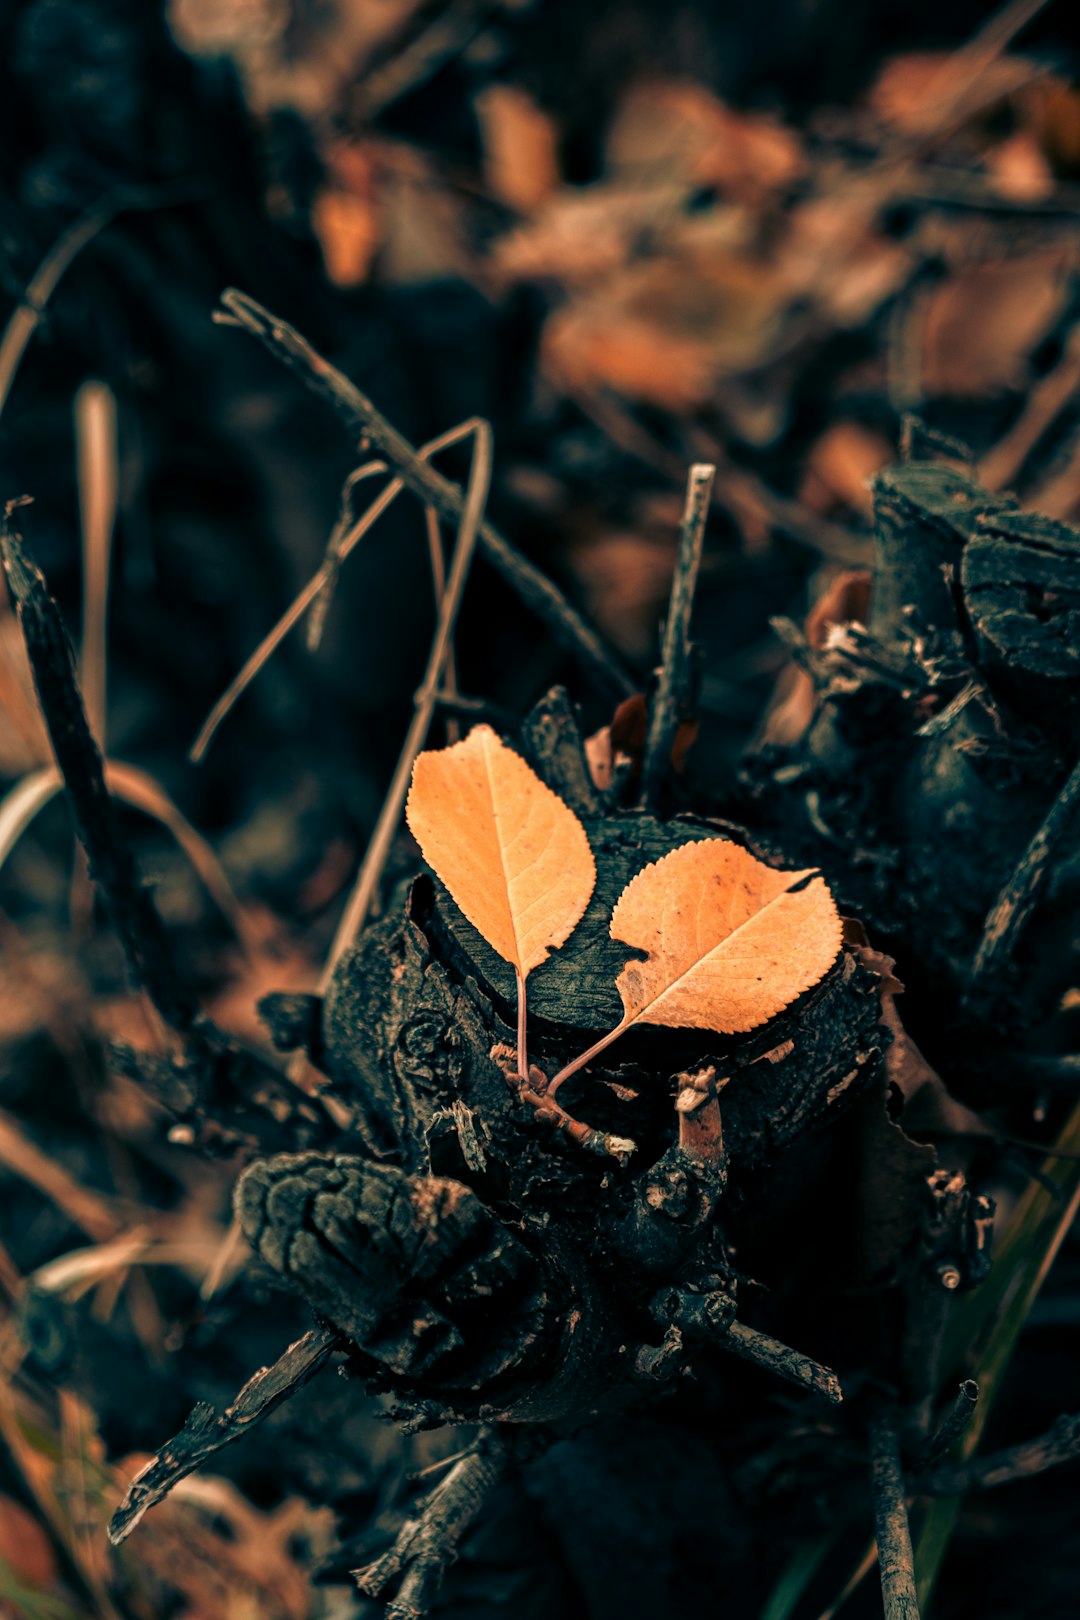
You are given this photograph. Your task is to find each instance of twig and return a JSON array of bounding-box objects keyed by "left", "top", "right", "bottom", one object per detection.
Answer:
[
  {"left": 0, "top": 214, "right": 116, "bottom": 420},
  {"left": 109, "top": 1325, "right": 339, "bottom": 1544},
  {"left": 868, "top": 1403, "right": 922, "bottom": 1620},
  {"left": 580, "top": 388, "right": 866, "bottom": 564},
  {"left": 492, "top": 1045, "right": 637, "bottom": 1162},
  {"left": 966, "top": 751, "right": 1080, "bottom": 1019},
  {"left": 722, "top": 1319, "right": 844, "bottom": 1404},
  {"left": 215, "top": 289, "right": 633, "bottom": 699},
  {"left": 1008, "top": 1052, "right": 1080, "bottom": 1090},
  {"left": 0, "top": 182, "right": 211, "bottom": 423},
  {"left": 909, "top": 1381, "right": 979, "bottom": 1473},
  {"left": 660, "top": 1291, "right": 843, "bottom": 1403},
  {"left": 354, "top": 1437, "right": 507, "bottom": 1619},
  {"left": 639, "top": 463, "right": 713, "bottom": 808},
  {"left": 917, "top": 1411, "right": 1080, "bottom": 1496},
  {"left": 0, "top": 507, "right": 199, "bottom": 1038},
  {"left": 900, "top": 1172, "right": 985, "bottom": 1444},
  {"left": 318, "top": 417, "right": 492, "bottom": 982},
  {"left": 306, "top": 459, "right": 390, "bottom": 650},
  {"left": 191, "top": 418, "right": 495, "bottom": 763}
]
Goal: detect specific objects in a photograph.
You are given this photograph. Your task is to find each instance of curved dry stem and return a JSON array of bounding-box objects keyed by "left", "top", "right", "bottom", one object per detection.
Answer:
[
  {"left": 547, "top": 1017, "right": 630, "bottom": 1094},
  {"left": 425, "top": 504, "right": 459, "bottom": 741},
  {"left": 0, "top": 762, "right": 257, "bottom": 957},
  {"left": 305, "top": 459, "right": 390, "bottom": 652},
  {"left": 189, "top": 475, "right": 402, "bottom": 762},
  {"left": 0, "top": 181, "right": 213, "bottom": 425},
  {"left": 318, "top": 416, "right": 493, "bottom": 982},
  {"left": 189, "top": 419, "right": 487, "bottom": 763}
]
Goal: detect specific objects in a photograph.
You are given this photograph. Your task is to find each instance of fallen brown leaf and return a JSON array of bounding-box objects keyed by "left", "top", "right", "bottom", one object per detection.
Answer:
[
  {"left": 0, "top": 1493, "right": 58, "bottom": 1594},
  {"left": 406, "top": 723, "right": 595, "bottom": 980},
  {"left": 800, "top": 423, "right": 892, "bottom": 519},
  {"left": 921, "top": 248, "right": 1074, "bottom": 397},
  {"left": 611, "top": 839, "right": 840, "bottom": 1036},
  {"left": 606, "top": 79, "right": 805, "bottom": 201},
  {"left": 475, "top": 84, "right": 559, "bottom": 213}
]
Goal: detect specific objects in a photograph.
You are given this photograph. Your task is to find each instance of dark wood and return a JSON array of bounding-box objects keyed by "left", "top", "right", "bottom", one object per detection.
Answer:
[
  {"left": 868, "top": 1403, "right": 922, "bottom": 1620},
  {"left": 108, "top": 1325, "right": 340, "bottom": 1545}
]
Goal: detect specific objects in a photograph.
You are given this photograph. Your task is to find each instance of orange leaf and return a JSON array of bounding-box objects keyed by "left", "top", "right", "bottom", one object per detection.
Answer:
[
  {"left": 405, "top": 724, "right": 595, "bottom": 980},
  {"left": 609, "top": 839, "right": 841, "bottom": 1036}
]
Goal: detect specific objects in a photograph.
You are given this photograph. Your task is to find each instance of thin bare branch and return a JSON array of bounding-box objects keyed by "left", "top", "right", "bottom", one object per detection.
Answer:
[
  {"left": 639, "top": 462, "right": 713, "bottom": 807},
  {"left": 190, "top": 418, "right": 489, "bottom": 763},
  {"left": 215, "top": 288, "right": 633, "bottom": 698},
  {"left": 318, "top": 415, "right": 493, "bottom": 981},
  {"left": 109, "top": 1326, "right": 339, "bottom": 1545},
  {"left": 918, "top": 1411, "right": 1080, "bottom": 1496},
  {"left": 868, "top": 1403, "right": 922, "bottom": 1620}
]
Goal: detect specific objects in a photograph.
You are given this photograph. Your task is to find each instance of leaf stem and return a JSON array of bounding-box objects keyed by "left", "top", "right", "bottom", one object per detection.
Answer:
[
  {"left": 547, "top": 1019, "right": 629, "bottom": 1094},
  {"left": 515, "top": 966, "right": 528, "bottom": 1082}
]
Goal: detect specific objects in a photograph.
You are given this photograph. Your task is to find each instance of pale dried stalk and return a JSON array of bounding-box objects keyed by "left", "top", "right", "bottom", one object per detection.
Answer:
[
  {"left": 75, "top": 380, "right": 118, "bottom": 744},
  {"left": 639, "top": 462, "right": 713, "bottom": 807},
  {"left": 190, "top": 419, "right": 484, "bottom": 763},
  {"left": 318, "top": 417, "right": 493, "bottom": 984},
  {"left": 425, "top": 504, "right": 460, "bottom": 743}
]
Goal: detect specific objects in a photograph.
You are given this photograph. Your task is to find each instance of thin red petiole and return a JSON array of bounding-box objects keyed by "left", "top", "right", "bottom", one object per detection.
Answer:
[
  {"left": 515, "top": 966, "right": 529, "bottom": 1082},
  {"left": 547, "top": 1020, "right": 629, "bottom": 1096}
]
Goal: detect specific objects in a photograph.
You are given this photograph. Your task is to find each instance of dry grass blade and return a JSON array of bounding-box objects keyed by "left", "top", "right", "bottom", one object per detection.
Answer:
[
  {"left": 424, "top": 504, "right": 460, "bottom": 741},
  {"left": 0, "top": 182, "right": 212, "bottom": 426},
  {"left": 31, "top": 1234, "right": 233, "bottom": 1300},
  {"left": 190, "top": 417, "right": 487, "bottom": 764},
  {"left": 0, "top": 1378, "right": 122, "bottom": 1620},
  {"left": 101, "top": 762, "right": 259, "bottom": 958},
  {"left": 0, "top": 768, "right": 64, "bottom": 867},
  {"left": 0, "top": 762, "right": 257, "bottom": 956},
  {"left": 74, "top": 381, "right": 117, "bottom": 745},
  {"left": 318, "top": 415, "right": 494, "bottom": 983},
  {"left": 305, "top": 459, "right": 389, "bottom": 651},
  {"left": 0, "top": 1109, "right": 122, "bottom": 1243}
]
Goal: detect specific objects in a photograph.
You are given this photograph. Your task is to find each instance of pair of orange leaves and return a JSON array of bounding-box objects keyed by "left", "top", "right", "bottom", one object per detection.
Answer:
[{"left": 406, "top": 726, "right": 841, "bottom": 1080}]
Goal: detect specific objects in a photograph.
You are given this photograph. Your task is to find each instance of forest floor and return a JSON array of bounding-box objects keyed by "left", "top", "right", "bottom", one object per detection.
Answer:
[{"left": 1, "top": 1, "right": 1080, "bottom": 1617}]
